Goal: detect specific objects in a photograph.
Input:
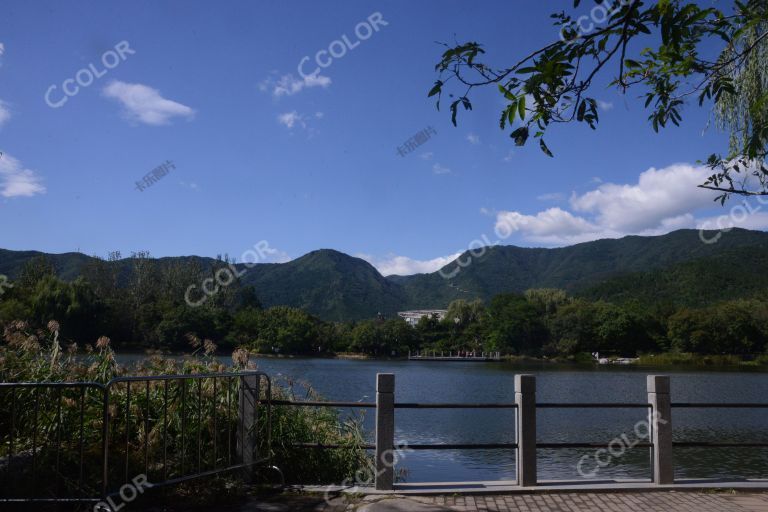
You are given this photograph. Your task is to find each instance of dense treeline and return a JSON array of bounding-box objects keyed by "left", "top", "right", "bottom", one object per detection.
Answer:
[{"left": 2, "top": 255, "right": 768, "bottom": 359}]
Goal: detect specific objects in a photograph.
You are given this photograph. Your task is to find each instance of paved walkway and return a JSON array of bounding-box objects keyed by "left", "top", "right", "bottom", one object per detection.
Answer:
[{"left": 244, "top": 491, "right": 768, "bottom": 512}]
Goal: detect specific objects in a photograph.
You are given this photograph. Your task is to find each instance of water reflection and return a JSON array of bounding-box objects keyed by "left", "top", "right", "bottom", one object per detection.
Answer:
[{"left": 117, "top": 354, "right": 768, "bottom": 482}]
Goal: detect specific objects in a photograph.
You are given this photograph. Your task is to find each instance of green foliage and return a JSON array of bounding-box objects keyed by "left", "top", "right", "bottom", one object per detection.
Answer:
[
  {"left": 3, "top": 229, "right": 768, "bottom": 324},
  {"left": 2, "top": 230, "right": 768, "bottom": 359},
  {"left": 0, "top": 322, "right": 369, "bottom": 489},
  {"left": 485, "top": 294, "right": 547, "bottom": 354},
  {"left": 667, "top": 299, "right": 768, "bottom": 354},
  {"left": 579, "top": 245, "right": 768, "bottom": 306},
  {"left": 431, "top": 0, "right": 768, "bottom": 200},
  {"left": 252, "top": 306, "right": 323, "bottom": 354}
]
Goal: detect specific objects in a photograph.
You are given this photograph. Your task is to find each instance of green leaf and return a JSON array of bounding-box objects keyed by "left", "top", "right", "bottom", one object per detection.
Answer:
[
  {"left": 518, "top": 96, "right": 526, "bottom": 121},
  {"left": 510, "top": 127, "right": 529, "bottom": 146},
  {"left": 539, "top": 138, "right": 553, "bottom": 157},
  {"left": 499, "top": 106, "right": 511, "bottom": 130},
  {"left": 450, "top": 100, "right": 459, "bottom": 126},
  {"left": 498, "top": 84, "right": 516, "bottom": 101},
  {"left": 428, "top": 81, "right": 443, "bottom": 98}
]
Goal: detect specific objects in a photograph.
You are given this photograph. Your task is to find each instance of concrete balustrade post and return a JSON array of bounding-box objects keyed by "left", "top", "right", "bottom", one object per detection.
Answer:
[
  {"left": 375, "top": 373, "right": 395, "bottom": 490},
  {"left": 647, "top": 375, "right": 674, "bottom": 484},
  {"left": 237, "top": 374, "right": 260, "bottom": 482},
  {"left": 515, "top": 374, "right": 537, "bottom": 487}
]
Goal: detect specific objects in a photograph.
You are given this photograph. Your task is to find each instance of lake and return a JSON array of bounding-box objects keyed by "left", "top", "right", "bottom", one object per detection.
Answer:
[{"left": 120, "top": 355, "right": 768, "bottom": 483}]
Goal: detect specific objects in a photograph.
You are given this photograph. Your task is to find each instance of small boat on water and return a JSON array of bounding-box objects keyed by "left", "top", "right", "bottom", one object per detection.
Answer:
[{"left": 593, "top": 352, "right": 638, "bottom": 365}]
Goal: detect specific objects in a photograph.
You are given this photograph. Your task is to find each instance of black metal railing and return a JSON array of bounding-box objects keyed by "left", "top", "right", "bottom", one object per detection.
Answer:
[
  {"left": 671, "top": 402, "right": 768, "bottom": 449},
  {"left": 536, "top": 402, "right": 654, "bottom": 450},
  {"left": 268, "top": 376, "right": 768, "bottom": 489},
  {"left": 0, "top": 371, "right": 272, "bottom": 504},
  {"left": 5, "top": 371, "right": 768, "bottom": 497}
]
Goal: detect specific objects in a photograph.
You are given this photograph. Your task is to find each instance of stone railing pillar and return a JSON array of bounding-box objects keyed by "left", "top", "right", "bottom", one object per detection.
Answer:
[
  {"left": 375, "top": 373, "right": 395, "bottom": 490},
  {"left": 647, "top": 375, "right": 673, "bottom": 484},
  {"left": 515, "top": 374, "right": 537, "bottom": 486},
  {"left": 237, "top": 374, "right": 260, "bottom": 482}
]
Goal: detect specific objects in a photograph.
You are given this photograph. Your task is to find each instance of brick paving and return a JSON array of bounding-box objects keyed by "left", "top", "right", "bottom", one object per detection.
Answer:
[
  {"left": 403, "top": 492, "right": 768, "bottom": 511},
  {"left": 243, "top": 491, "right": 768, "bottom": 512}
]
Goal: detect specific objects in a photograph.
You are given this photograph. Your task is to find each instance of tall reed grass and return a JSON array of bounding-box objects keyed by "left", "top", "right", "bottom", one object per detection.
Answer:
[{"left": 0, "top": 320, "right": 369, "bottom": 501}]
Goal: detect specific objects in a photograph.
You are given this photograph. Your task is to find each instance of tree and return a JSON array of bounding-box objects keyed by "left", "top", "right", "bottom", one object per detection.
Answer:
[
  {"left": 668, "top": 299, "right": 768, "bottom": 354},
  {"left": 27, "top": 276, "right": 104, "bottom": 342},
  {"left": 484, "top": 294, "right": 548, "bottom": 355},
  {"left": 254, "top": 306, "right": 321, "bottom": 354},
  {"left": 17, "top": 255, "right": 56, "bottom": 291},
  {"left": 524, "top": 289, "right": 570, "bottom": 315},
  {"left": 430, "top": 0, "right": 768, "bottom": 201},
  {"left": 444, "top": 298, "right": 485, "bottom": 327},
  {"left": 547, "top": 299, "right": 600, "bottom": 355}
]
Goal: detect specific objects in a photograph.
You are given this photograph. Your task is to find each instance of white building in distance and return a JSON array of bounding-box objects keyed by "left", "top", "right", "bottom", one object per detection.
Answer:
[{"left": 397, "top": 309, "right": 448, "bottom": 326}]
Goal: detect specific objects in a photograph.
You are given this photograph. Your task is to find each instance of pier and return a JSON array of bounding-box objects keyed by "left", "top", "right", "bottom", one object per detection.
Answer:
[{"left": 408, "top": 350, "right": 501, "bottom": 361}]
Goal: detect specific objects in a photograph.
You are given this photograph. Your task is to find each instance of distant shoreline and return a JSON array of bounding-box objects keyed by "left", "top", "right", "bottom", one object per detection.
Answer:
[{"left": 121, "top": 349, "right": 768, "bottom": 370}]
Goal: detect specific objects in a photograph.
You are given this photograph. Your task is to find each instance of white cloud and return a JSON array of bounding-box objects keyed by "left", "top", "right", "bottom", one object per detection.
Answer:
[
  {"left": 697, "top": 206, "right": 768, "bottom": 232},
  {"left": 433, "top": 163, "right": 452, "bottom": 175},
  {"left": 358, "top": 252, "right": 462, "bottom": 276},
  {"left": 0, "top": 152, "right": 46, "bottom": 198},
  {"left": 0, "top": 42, "right": 4, "bottom": 56},
  {"left": 466, "top": 133, "right": 480, "bottom": 145},
  {"left": 597, "top": 100, "right": 614, "bottom": 111},
  {"left": 419, "top": 152, "right": 434, "bottom": 160},
  {"left": 102, "top": 81, "right": 195, "bottom": 125},
  {"left": 257, "top": 246, "right": 292, "bottom": 264},
  {"left": 259, "top": 72, "right": 331, "bottom": 97},
  {"left": 570, "top": 163, "right": 714, "bottom": 232},
  {"left": 276, "top": 110, "right": 324, "bottom": 131},
  {"left": 494, "top": 163, "right": 727, "bottom": 245},
  {"left": 497, "top": 208, "right": 600, "bottom": 242},
  {"left": 503, "top": 150, "right": 515, "bottom": 163},
  {"left": 277, "top": 111, "right": 302, "bottom": 129},
  {"left": 0, "top": 100, "right": 10, "bottom": 128}
]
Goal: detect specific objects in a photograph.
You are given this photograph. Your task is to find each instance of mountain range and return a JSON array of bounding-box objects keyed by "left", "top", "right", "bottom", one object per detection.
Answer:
[{"left": 2, "top": 228, "right": 768, "bottom": 321}]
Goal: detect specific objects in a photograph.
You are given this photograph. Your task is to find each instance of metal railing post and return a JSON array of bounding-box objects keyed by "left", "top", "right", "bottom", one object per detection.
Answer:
[
  {"left": 100, "top": 384, "right": 110, "bottom": 501},
  {"left": 647, "top": 375, "right": 673, "bottom": 484},
  {"left": 237, "top": 374, "right": 259, "bottom": 482},
  {"left": 375, "top": 373, "right": 395, "bottom": 490},
  {"left": 515, "top": 374, "right": 537, "bottom": 487}
]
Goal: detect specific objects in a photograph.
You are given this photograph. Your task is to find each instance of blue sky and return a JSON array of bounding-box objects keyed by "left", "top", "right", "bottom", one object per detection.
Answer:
[{"left": 1, "top": 0, "right": 763, "bottom": 275}]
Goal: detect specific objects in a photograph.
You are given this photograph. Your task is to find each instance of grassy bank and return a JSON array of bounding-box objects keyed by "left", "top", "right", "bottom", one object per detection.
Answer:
[{"left": 637, "top": 352, "right": 768, "bottom": 367}]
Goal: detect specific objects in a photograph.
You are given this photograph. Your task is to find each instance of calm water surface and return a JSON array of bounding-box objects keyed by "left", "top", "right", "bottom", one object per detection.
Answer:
[{"left": 121, "top": 355, "right": 768, "bottom": 483}]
